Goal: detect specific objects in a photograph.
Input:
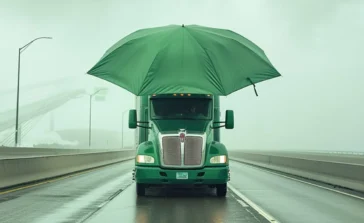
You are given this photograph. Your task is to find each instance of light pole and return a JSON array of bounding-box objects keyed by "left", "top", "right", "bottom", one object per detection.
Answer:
[
  {"left": 15, "top": 37, "right": 52, "bottom": 147},
  {"left": 88, "top": 88, "right": 107, "bottom": 148},
  {"left": 121, "top": 109, "right": 129, "bottom": 149}
]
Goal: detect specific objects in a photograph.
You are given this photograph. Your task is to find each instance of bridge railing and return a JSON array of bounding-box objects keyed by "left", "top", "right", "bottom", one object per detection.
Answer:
[
  {"left": 306, "top": 150, "right": 364, "bottom": 156},
  {"left": 0, "top": 147, "right": 135, "bottom": 190},
  {"left": 228, "top": 150, "right": 364, "bottom": 193},
  {"left": 1, "top": 148, "right": 363, "bottom": 194}
]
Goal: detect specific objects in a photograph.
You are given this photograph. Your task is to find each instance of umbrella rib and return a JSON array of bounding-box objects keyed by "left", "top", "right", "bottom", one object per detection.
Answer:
[
  {"left": 138, "top": 50, "right": 165, "bottom": 95},
  {"left": 138, "top": 32, "right": 174, "bottom": 95},
  {"left": 194, "top": 28, "right": 281, "bottom": 78},
  {"left": 247, "top": 78, "right": 258, "bottom": 96},
  {"left": 191, "top": 26, "right": 266, "bottom": 56},
  {"left": 184, "top": 29, "right": 226, "bottom": 95},
  {"left": 100, "top": 26, "right": 178, "bottom": 60}
]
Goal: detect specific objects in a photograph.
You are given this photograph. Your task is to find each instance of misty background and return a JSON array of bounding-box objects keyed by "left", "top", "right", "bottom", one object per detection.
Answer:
[{"left": 0, "top": 0, "right": 363, "bottom": 151}]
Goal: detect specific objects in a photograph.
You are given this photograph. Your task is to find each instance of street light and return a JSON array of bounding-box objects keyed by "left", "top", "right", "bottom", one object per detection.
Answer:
[
  {"left": 121, "top": 109, "right": 129, "bottom": 149},
  {"left": 15, "top": 37, "right": 52, "bottom": 147},
  {"left": 88, "top": 88, "right": 107, "bottom": 148}
]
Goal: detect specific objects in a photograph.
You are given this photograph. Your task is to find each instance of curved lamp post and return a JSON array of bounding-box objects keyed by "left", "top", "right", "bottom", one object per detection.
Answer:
[
  {"left": 15, "top": 37, "right": 52, "bottom": 147},
  {"left": 72, "top": 88, "right": 107, "bottom": 148},
  {"left": 88, "top": 88, "right": 107, "bottom": 148},
  {"left": 121, "top": 109, "right": 129, "bottom": 149}
]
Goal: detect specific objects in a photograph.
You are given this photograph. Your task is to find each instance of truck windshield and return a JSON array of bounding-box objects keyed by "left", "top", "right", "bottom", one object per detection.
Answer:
[{"left": 151, "top": 98, "right": 212, "bottom": 120}]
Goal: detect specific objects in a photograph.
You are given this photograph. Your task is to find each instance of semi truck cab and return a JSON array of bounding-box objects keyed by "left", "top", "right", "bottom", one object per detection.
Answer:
[{"left": 128, "top": 93, "right": 234, "bottom": 197}]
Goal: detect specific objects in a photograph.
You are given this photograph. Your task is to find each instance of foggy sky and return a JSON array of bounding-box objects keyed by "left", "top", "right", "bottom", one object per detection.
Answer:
[{"left": 1, "top": 0, "right": 363, "bottom": 151}]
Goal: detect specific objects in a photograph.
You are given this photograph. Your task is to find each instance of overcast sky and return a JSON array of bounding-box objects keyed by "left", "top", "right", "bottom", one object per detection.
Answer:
[{"left": 1, "top": 0, "right": 363, "bottom": 151}]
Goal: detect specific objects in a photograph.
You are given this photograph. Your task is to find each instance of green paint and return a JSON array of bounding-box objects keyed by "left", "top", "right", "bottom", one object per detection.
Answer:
[
  {"left": 86, "top": 24, "right": 281, "bottom": 195},
  {"left": 130, "top": 94, "right": 232, "bottom": 192},
  {"left": 213, "top": 95, "right": 220, "bottom": 142},
  {"left": 87, "top": 24, "right": 281, "bottom": 96},
  {"left": 153, "top": 120, "right": 211, "bottom": 134},
  {"left": 135, "top": 166, "right": 229, "bottom": 185}
]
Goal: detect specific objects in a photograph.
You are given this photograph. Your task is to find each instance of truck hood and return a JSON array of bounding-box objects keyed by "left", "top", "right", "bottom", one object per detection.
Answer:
[{"left": 152, "top": 119, "right": 211, "bottom": 134}]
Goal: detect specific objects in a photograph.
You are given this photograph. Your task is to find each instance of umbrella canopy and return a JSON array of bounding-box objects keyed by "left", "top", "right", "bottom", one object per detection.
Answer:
[{"left": 87, "top": 24, "right": 281, "bottom": 96}]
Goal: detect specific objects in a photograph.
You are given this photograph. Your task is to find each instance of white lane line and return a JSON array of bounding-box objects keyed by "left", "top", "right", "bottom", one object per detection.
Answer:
[
  {"left": 237, "top": 199, "right": 249, "bottom": 208},
  {"left": 34, "top": 172, "right": 132, "bottom": 223},
  {"left": 228, "top": 183, "right": 280, "bottom": 223},
  {"left": 236, "top": 161, "right": 364, "bottom": 201},
  {"left": 97, "top": 201, "right": 108, "bottom": 209}
]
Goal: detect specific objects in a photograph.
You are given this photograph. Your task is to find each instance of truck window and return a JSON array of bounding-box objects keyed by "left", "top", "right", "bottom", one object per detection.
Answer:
[{"left": 150, "top": 98, "right": 212, "bottom": 120}]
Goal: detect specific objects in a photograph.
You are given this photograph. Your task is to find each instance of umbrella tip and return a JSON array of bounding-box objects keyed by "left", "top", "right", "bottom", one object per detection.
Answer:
[{"left": 182, "top": 24, "right": 184, "bottom": 27}]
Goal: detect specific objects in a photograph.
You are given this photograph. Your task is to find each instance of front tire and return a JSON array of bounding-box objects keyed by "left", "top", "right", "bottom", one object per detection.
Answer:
[
  {"left": 216, "top": 183, "right": 227, "bottom": 197},
  {"left": 136, "top": 183, "right": 145, "bottom": 196}
]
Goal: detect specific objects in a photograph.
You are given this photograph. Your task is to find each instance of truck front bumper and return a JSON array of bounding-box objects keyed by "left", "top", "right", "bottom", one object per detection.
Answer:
[{"left": 134, "top": 166, "right": 229, "bottom": 185}]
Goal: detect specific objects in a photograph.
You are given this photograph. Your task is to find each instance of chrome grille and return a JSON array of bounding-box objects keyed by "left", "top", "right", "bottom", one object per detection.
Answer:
[
  {"left": 184, "top": 136, "right": 203, "bottom": 165},
  {"left": 162, "top": 136, "right": 181, "bottom": 165}
]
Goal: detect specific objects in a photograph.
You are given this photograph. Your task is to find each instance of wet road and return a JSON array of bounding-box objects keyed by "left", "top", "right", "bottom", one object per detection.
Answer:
[
  {"left": 86, "top": 181, "right": 268, "bottom": 223},
  {"left": 228, "top": 161, "right": 364, "bottom": 223},
  {"left": 1, "top": 160, "right": 364, "bottom": 223},
  {"left": 0, "top": 160, "right": 134, "bottom": 223}
]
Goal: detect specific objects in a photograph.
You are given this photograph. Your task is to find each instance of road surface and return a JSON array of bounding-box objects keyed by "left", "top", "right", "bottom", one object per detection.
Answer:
[{"left": 0, "top": 160, "right": 363, "bottom": 223}]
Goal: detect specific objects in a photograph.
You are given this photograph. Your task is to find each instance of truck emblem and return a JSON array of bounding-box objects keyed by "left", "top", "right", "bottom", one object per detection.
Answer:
[{"left": 179, "top": 129, "right": 186, "bottom": 143}]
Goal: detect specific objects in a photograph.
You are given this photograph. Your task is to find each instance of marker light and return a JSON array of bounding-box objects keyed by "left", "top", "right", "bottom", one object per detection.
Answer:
[
  {"left": 136, "top": 155, "right": 155, "bottom": 163},
  {"left": 179, "top": 132, "right": 186, "bottom": 143},
  {"left": 180, "top": 94, "right": 184, "bottom": 96},
  {"left": 173, "top": 94, "right": 177, "bottom": 96},
  {"left": 187, "top": 94, "right": 191, "bottom": 96},
  {"left": 210, "top": 155, "right": 227, "bottom": 164}
]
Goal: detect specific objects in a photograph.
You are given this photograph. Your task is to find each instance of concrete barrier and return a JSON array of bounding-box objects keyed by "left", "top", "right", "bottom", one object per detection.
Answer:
[
  {"left": 0, "top": 149, "right": 135, "bottom": 189},
  {"left": 229, "top": 150, "right": 364, "bottom": 193},
  {"left": 0, "top": 146, "right": 134, "bottom": 159}
]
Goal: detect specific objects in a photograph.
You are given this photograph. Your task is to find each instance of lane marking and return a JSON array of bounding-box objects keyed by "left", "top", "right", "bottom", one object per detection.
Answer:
[
  {"left": 34, "top": 172, "right": 132, "bottom": 223},
  {"left": 97, "top": 201, "right": 108, "bottom": 208},
  {"left": 0, "top": 160, "right": 133, "bottom": 196},
  {"left": 232, "top": 160, "right": 364, "bottom": 201},
  {"left": 237, "top": 199, "right": 249, "bottom": 208},
  {"left": 0, "top": 172, "right": 84, "bottom": 196},
  {"left": 228, "top": 183, "right": 280, "bottom": 223}
]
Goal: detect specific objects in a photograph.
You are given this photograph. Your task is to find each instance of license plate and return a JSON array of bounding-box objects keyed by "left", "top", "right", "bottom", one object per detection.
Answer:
[{"left": 176, "top": 172, "right": 188, "bottom": 180}]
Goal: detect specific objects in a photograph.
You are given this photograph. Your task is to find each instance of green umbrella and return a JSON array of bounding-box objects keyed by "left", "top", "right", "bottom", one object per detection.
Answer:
[{"left": 87, "top": 24, "right": 281, "bottom": 96}]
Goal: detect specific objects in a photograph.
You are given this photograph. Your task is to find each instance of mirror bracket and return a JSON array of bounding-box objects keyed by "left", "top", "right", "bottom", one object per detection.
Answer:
[
  {"left": 211, "top": 124, "right": 225, "bottom": 129},
  {"left": 137, "top": 124, "right": 151, "bottom": 129}
]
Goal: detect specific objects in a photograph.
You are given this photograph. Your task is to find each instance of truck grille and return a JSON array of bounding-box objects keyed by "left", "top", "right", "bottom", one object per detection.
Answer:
[
  {"left": 162, "top": 136, "right": 181, "bottom": 165},
  {"left": 184, "top": 136, "right": 203, "bottom": 165},
  {"left": 161, "top": 135, "right": 203, "bottom": 167}
]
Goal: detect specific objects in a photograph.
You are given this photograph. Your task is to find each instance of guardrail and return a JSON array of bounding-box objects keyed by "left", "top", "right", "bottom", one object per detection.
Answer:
[
  {"left": 2, "top": 147, "right": 363, "bottom": 194},
  {"left": 0, "top": 148, "right": 135, "bottom": 190},
  {"left": 229, "top": 150, "right": 364, "bottom": 193},
  {"left": 307, "top": 150, "right": 364, "bottom": 156},
  {"left": 0, "top": 146, "right": 132, "bottom": 158}
]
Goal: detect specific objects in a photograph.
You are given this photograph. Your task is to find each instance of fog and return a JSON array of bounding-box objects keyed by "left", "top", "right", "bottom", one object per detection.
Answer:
[{"left": 0, "top": 0, "right": 363, "bottom": 151}]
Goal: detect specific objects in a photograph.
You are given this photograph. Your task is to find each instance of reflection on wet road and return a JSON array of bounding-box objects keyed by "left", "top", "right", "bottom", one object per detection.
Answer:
[
  {"left": 228, "top": 161, "right": 364, "bottom": 223},
  {"left": 0, "top": 160, "right": 134, "bottom": 223},
  {"left": 1, "top": 159, "right": 363, "bottom": 223},
  {"left": 87, "top": 184, "right": 268, "bottom": 223}
]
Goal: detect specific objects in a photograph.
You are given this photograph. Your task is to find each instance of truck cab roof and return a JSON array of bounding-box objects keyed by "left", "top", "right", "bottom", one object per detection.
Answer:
[{"left": 150, "top": 93, "right": 213, "bottom": 99}]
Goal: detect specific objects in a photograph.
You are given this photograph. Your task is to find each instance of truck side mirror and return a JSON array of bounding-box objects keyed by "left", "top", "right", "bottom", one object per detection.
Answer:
[
  {"left": 128, "top": 109, "right": 137, "bottom": 129},
  {"left": 225, "top": 110, "right": 234, "bottom": 129}
]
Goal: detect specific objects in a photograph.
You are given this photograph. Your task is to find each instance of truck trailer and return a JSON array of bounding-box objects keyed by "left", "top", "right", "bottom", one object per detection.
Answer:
[{"left": 129, "top": 93, "right": 234, "bottom": 197}]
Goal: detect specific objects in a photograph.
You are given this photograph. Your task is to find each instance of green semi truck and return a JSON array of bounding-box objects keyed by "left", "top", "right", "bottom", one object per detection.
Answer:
[{"left": 129, "top": 93, "right": 234, "bottom": 197}]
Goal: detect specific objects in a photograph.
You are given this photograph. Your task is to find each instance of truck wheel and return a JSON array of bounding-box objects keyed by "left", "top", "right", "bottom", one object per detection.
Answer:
[
  {"left": 136, "top": 183, "right": 145, "bottom": 196},
  {"left": 216, "top": 183, "right": 227, "bottom": 197}
]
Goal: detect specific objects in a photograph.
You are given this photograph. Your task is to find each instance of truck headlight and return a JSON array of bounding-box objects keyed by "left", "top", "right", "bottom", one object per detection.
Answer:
[
  {"left": 210, "top": 155, "right": 227, "bottom": 164},
  {"left": 136, "top": 155, "right": 155, "bottom": 163}
]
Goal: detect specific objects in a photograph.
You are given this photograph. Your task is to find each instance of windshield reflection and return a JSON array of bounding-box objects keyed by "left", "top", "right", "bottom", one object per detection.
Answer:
[{"left": 151, "top": 98, "right": 212, "bottom": 120}]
